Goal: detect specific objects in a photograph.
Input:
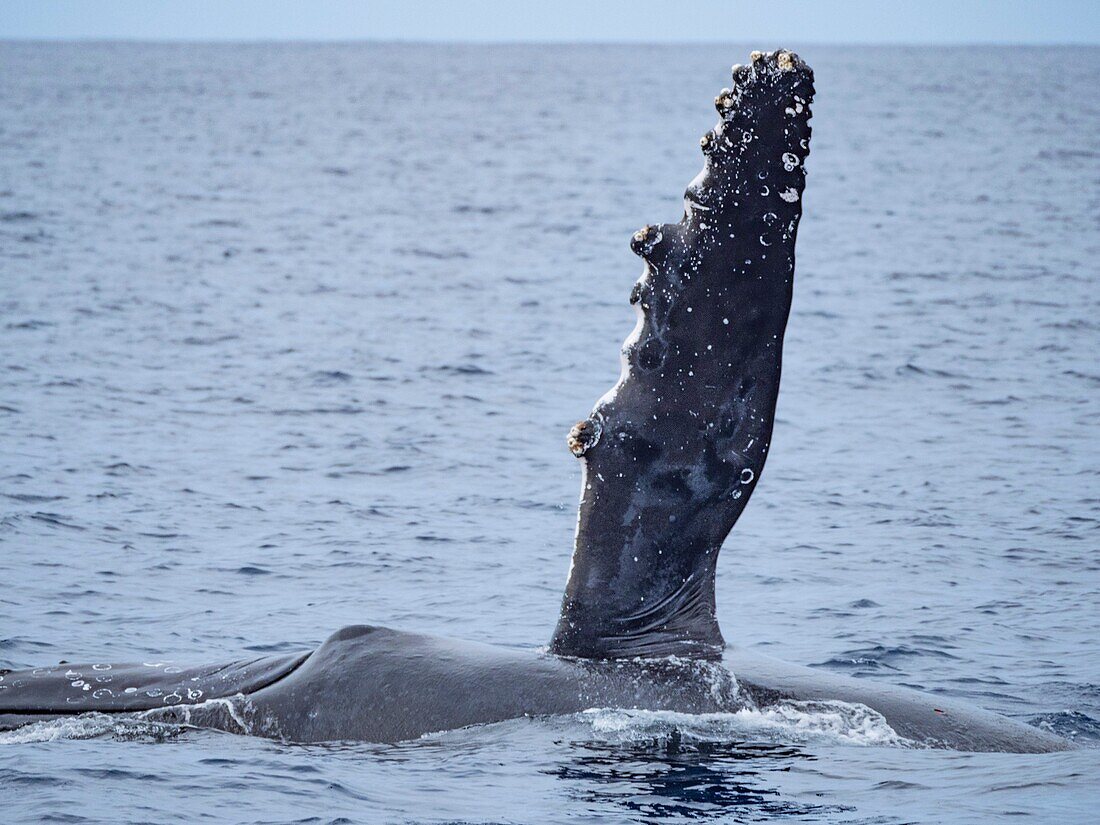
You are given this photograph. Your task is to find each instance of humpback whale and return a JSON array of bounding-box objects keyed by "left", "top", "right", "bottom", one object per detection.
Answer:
[{"left": 0, "top": 51, "right": 1071, "bottom": 753}]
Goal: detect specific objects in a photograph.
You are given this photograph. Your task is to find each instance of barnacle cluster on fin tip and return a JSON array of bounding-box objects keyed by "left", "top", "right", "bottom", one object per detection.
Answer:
[
  {"left": 629, "top": 224, "right": 662, "bottom": 258},
  {"left": 624, "top": 48, "right": 814, "bottom": 269},
  {"left": 567, "top": 416, "right": 603, "bottom": 457}
]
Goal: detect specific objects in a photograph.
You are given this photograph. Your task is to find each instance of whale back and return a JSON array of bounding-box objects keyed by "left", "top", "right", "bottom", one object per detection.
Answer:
[
  {"left": 0, "top": 652, "right": 307, "bottom": 729},
  {"left": 551, "top": 51, "right": 815, "bottom": 659}
]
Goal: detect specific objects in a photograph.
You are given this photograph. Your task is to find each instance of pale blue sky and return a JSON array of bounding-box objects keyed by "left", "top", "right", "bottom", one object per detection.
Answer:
[{"left": 1, "top": 0, "right": 1097, "bottom": 44}]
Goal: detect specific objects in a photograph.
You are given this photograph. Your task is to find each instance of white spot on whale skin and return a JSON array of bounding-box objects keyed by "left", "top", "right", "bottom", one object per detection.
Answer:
[
  {"left": 740, "top": 468, "right": 755, "bottom": 484},
  {"left": 782, "top": 153, "right": 800, "bottom": 171},
  {"left": 779, "top": 188, "right": 799, "bottom": 202}
]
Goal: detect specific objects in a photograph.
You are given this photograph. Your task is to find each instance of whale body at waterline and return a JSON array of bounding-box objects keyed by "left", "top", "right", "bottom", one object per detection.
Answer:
[
  {"left": 0, "top": 627, "right": 1069, "bottom": 751},
  {"left": 0, "top": 51, "right": 1072, "bottom": 753}
]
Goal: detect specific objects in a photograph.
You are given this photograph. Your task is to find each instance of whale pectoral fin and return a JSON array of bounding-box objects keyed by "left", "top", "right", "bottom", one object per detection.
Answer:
[
  {"left": 0, "top": 651, "right": 309, "bottom": 726},
  {"left": 550, "top": 50, "right": 815, "bottom": 660}
]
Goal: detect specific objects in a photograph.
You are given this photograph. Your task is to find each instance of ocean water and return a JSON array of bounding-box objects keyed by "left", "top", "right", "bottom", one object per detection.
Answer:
[{"left": 1, "top": 41, "right": 1098, "bottom": 823}]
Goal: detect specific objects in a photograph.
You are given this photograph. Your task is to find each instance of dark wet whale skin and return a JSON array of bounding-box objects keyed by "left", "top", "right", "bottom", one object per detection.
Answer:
[
  {"left": 554, "top": 50, "right": 814, "bottom": 661},
  {"left": 166, "top": 627, "right": 1072, "bottom": 751},
  {"left": 0, "top": 626, "right": 741, "bottom": 741},
  {"left": 0, "top": 625, "right": 1070, "bottom": 751},
  {"left": 0, "top": 51, "right": 1073, "bottom": 753},
  {"left": 169, "top": 626, "right": 741, "bottom": 744}
]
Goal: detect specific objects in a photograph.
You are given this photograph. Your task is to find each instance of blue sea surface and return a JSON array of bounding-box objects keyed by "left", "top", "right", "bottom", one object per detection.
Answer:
[{"left": 1, "top": 42, "right": 1098, "bottom": 823}]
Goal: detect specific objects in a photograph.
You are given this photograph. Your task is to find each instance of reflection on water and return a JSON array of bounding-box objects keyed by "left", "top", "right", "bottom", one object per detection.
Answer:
[{"left": 553, "top": 735, "right": 843, "bottom": 821}]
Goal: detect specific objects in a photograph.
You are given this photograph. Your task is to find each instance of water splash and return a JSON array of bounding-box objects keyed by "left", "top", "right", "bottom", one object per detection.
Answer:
[
  {"left": 580, "top": 698, "right": 912, "bottom": 748},
  {"left": 0, "top": 693, "right": 270, "bottom": 744},
  {"left": 0, "top": 713, "right": 182, "bottom": 744}
]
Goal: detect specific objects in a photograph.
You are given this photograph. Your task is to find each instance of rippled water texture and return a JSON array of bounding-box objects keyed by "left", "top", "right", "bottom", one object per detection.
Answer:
[{"left": 1, "top": 42, "right": 1098, "bottom": 823}]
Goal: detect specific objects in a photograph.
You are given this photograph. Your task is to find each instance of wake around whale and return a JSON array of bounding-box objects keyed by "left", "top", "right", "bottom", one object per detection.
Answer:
[{"left": 0, "top": 51, "right": 1071, "bottom": 753}]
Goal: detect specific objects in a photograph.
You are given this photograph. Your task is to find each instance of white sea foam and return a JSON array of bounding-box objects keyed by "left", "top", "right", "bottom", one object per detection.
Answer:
[
  {"left": 0, "top": 712, "right": 182, "bottom": 744},
  {"left": 579, "top": 699, "right": 912, "bottom": 748},
  {"left": 0, "top": 693, "right": 261, "bottom": 744}
]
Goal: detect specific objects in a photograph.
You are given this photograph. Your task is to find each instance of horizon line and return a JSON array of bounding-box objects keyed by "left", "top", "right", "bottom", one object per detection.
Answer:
[{"left": 3, "top": 37, "right": 1097, "bottom": 47}]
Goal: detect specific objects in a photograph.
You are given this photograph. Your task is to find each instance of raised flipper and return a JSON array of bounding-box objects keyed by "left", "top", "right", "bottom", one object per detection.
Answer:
[
  {"left": 552, "top": 50, "right": 815, "bottom": 659},
  {"left": 0, "top": 652, "right": 308, "bottom": 731}
]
